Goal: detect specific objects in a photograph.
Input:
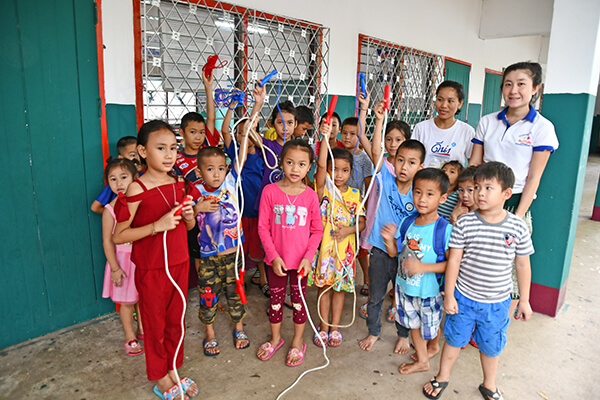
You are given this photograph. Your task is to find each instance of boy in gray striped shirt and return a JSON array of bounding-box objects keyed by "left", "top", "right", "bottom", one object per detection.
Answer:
[{"left": 423, "top": 162, "right": 534, "bottom": 400}]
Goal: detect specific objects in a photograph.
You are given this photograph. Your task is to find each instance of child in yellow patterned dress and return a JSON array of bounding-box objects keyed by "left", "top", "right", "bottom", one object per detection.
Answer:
[{"left": 308, "top": 122, "right": 366, "bottom": 347}]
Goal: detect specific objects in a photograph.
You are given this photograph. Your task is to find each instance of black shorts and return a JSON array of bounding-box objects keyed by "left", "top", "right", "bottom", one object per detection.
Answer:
[{"left": 187, "top": 221, "right": 201, "bottom": 259}]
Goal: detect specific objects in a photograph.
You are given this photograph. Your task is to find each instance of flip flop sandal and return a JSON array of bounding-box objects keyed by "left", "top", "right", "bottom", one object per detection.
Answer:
[
  {"left": 124, "top": 339, "right": 144, "bottom": 357},
  {"left": 423, "top": 377, "right": 449, "bottom": 399},
  {"left": 359, "top": 303, "right": 368, "bottom": 319},
  {"left": 251, "top": 269, "right": 261, "bottom": 285},
  {"left": 136, "top": 332, "right": 145, "bottom": 341},
  {"left": 359, "top": 284, "right": 369, "bottom": 296},
  {"left": 478, "top": 384, "right": 503, "bottom": 400},
  {"left": 328, "top": 330, "right": 343, "bottom": 347},
  {"left": 469, "top": 337, "right": 479, "bottom": 349},
  {"left": 313, "top": 327, "right": 328, "bottom": 348},
  {"left": 152, "top": 383, "right": 185, "bottom": 400},
  {"left": 260, "top": 283, "right": 271, "bottom": 297},
  {"left": 257, "top": 338, "right": 284, "bottom": 361},
  {"left": 179, "top": 377, "right": 199, "bottom": 399},
  {"left": 386, "top": 305, "right": 397, "bottom": 323},
  {"left": 203, "top": 338, "right": 220, "bottom": 356},
  {"left": 285, "top": 343, "right": 307, "bottom": 367},
  {"left": 233, "top": 329, "right": 250, "bottom": 349}
]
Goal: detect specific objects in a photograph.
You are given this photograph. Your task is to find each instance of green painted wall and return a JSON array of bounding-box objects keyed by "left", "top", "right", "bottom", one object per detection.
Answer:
[
  {"left": 531, "top": 93, "right": 595, "bottom": 289},
  {"left": 319, "top": 94, "right": 358, "bottom": 121},
  {"left": 590, "top": 114, "right": 600, "bottom": 153},
  {"left": 106, "top": 104, "right": 138, "bottom": 156},
  {"left": 0, "top": 0, "right": 112, "bottom": 349},
  {"left": 466, "top": 103, "right": 481, "bottom": 129},
  {"left": 482, "top": 72, "right": 502, "bottom": 116}
]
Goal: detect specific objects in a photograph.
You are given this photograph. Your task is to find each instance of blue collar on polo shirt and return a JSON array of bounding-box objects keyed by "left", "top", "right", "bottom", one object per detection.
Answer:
[{"left": 497, "top": 105, "right": 537, "bottom": 126}]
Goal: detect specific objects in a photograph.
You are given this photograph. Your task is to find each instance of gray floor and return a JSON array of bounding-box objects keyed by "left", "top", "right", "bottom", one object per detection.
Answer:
[{"left": 2, "top": 156, "right": 599, "bottom": 400}]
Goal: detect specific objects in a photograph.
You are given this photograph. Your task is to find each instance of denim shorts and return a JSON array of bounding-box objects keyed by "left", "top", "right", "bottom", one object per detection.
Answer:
[{"left": 444, "top": 290, "right": 511, "bottom": 357}]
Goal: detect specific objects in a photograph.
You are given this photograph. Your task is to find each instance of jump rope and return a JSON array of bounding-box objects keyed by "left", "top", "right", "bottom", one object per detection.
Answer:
[{"left": 161, "top": 53, "right": 390, "bottom": 398}]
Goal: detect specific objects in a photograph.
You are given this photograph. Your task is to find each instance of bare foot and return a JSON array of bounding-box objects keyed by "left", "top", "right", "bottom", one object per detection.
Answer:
[
  {"left": 410, "top": 341, "right": 440, "bottom": 361},
  {"left": 423, "top": 377, "right": 449, "bottom": 398},
  {"left": 399, "top": 360, "right": 430, "bottom": 375},
  {"left": 157, "top": 375, "right": 189, "bottom": 400},
  {"left": 394, "top": 337, "right": 410, "bottom": 355},
  {"left": 358, "top": 335, "right": 378, "bottom": 351}
]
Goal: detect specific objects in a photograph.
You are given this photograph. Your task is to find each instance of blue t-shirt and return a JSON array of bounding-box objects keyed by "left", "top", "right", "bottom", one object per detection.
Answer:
[
  {"left": 225, "top": 142, "right": 265, "bottom": 218},
  {"left": 195, "top": 170, "right": 244, "bottom": 256},
  {"left": 95, "top": 185, "right": 116, "bottom": 206},
  {"left": 367, "top": 167, "right": 416, "bottom": 251},
  {"left": 394, "top": 218, "right": 452, "bottom": 298}
]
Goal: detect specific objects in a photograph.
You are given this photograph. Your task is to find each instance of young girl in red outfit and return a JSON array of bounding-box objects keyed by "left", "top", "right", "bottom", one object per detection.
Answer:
[{"left": 113, "top": 120, "right": 200, "bottom": 400}]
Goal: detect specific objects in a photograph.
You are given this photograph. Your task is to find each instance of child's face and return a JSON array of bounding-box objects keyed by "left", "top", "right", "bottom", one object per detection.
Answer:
[
  {"left": 502, "top": 69, "right": 539, "bottom": 110},
  {"left": 274, "top": 111, "right": 297, "bottom": 141},
  {"left": 385, "top": 128, "right": 406, "bottom": 158},
  {"left": 294, "top": 121, "right": 312, "bottom": 137},
  {"left": 442, "top": 164, "right": 460, "bottom": 188},
  {"left": 341, "top": 124, "right": 359, "bottom": 151},
  {"left": 328, "top": 158, "right": 351, "bottom": 188},
  {"left": 197, "top": 154, "right": 227, "bottom": 189},
  {"left": 457, "top": 179, "right": 476, "bottom": 209},
  {"left": 435, "top": 87, "right": 462, "bottom": 121},
  {"left": 282, "top": 147, "right": 311, "bottom": 185},
  {"left": 474, "top": 178, "right": 512, "bottom": 212},
  {"left": 236, "top": 120, "right": 256, "bottom": 149},
  {"left": 107, "top": 166, "right": 134, "bottom": 195},
  {"left": 320, "top": 117, "right": 341, "bottom": 142},
  {"left": 119, "top": 143, "right": 143, "bottom": 171},
  {"left": 180, "top": 120, "right": 206, "bottom": 153},
  {"left": 138, "top": 129, "right": 178, "bottom": 173},
  {"left": 413, "top": 179, "right": 447, "bottom": 216},
  {"left": 394, "top": 147, "right": 424, "bottom": 184}
]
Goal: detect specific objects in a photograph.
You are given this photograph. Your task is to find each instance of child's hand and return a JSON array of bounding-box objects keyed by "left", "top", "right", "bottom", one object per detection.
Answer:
[
  {"left": 298, "top": 258, "right": 312, "bottom": 278},
  {"left": 253, "top": 84, "right": 266, "bottom": 104},
  {"left": 443, "top": 295, "right": 459, "bottom": 315},
  {"left": 111, "top": 268, "right": 126, "bottom": 287},
  {"left": 177, "top": 198, "right": 195, "bottom": 221},
  {"left": 331, "top": 225, "right": 354, "bottom": 241},
  {"left": 358, "top": 88, "right": 370, "bottom": 109},
  {"left": 202, "top": 69, "right": 214, "bottom": 88},
  {"left": 515, "top": 300, "right": 533, "bottom": 321},
  {"left": 373, "top": 100, "right": 385, "bottom": 120},
  {"left": 320, "top": 122, "right": 332, "bottom": 141},
  {"left": 154, "top": 208, "right": 182, "bottom": 233},
  {"left": 272, "top": 257, "right": 287, "bottom": 277},
  {"left": 403, "top": 257, "right": 423, "bottom": 278},
  {"left": 380, "top": 223, "right": 397, "bottom": 242},
  {"left": 450, "top": 204, "right": 469, "bottom": 224},
  {"left": 196, "top": 199, "right": 220, "bottom": 213}
]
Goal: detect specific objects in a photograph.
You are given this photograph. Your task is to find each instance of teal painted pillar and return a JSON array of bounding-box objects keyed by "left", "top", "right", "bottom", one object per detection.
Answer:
[
  {"left": 593, "top": 175, "right": 600, "bottom": 220},
  {"left": 530, "top": 0, "right": 600, "bottom": 316}
]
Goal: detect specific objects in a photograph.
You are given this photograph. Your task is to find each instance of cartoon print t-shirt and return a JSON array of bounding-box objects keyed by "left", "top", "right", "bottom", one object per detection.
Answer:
[
  {"left": 394, "top": 218, "right": 452, "bottom": 298},
  {"left": 195, "top": 170, "right": 243, "bottom": 256}
]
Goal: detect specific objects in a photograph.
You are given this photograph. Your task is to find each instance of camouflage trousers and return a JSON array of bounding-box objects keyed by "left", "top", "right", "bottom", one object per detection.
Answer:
[{"left": 197, "top": 252, "right": 246, "bottom": 325}]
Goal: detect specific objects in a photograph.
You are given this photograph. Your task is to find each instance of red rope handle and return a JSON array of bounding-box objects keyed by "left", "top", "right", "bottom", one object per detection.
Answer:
[{"left": 202, "top": 54, "right": 228, "bottom": 78}]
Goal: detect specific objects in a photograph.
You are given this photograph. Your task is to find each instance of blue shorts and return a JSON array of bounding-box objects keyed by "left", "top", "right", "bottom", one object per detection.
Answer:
[{"left": 444, "top": 291, "right": 511, "bottom": 357}]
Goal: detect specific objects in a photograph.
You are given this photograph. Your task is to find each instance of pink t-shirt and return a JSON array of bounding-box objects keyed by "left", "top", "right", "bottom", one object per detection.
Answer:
[{"left": 258, "top": 183, "right": 323, "bottom": 269}]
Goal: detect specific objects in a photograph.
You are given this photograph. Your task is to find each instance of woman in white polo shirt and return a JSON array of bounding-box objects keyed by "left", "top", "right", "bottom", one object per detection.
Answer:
[{"left": 413, "top": 81, "right": 475, "bottom": 168}]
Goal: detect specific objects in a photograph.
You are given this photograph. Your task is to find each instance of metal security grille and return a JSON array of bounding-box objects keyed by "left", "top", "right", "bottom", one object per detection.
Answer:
[
  {"left": 358, "top": 34, "right": 444, "bottom": 136},
  {"left": 139, "top": 0, "right": 330, "bottom": 131}
]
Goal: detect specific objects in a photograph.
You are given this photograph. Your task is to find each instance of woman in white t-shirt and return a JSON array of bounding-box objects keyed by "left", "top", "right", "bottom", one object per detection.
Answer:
[{"left": 413, "top": 81, "right": 475, "bottom": 168}]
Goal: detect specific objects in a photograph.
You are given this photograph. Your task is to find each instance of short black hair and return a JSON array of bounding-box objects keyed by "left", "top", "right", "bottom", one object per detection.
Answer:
[
  {"left": 385, "top": 120, "right": 411, "bottom": 140},
  {"left": 474, "top": 162, "right": 515, "bottom": 190},
  {"left": 180, "top": 112, "right": 206, "bottom": 131},
  {"left": 197, "top": 146, "right": 226, "bottom": 165},
  {"left": 116, "top": 136, "right": 137, "bottom": 155},
  {"left": 436, "top": 80, "right": 465, "bottom": 115},
  {"left": 295, "top": 105, "right": 314, "bottom": 125},
  {"left": 270, "top": 100, "right": 296, "bottom": 124},
  {"left": 280, "top": 138, "right": 314, "bottom": 165},
  {"left": 320, "top": 111, "right": 341, "bottom": 127},
  {"left": 414, "top": 168, "right": 450, "bottom": 194},
  {"left": 397, "top": 139, "right": 426, "bottom": 164},
  {"left": 341, "top": 117, "right": 359, "bottom": 130},
  {"left": 442, "top": 160, "right": 464, "bottom": 173},
  {"left": 457, "top": 165, "right": 477, "bottom": 184},
  {"left": 327, "top": 147, "right": 354, "bottom": 170}
]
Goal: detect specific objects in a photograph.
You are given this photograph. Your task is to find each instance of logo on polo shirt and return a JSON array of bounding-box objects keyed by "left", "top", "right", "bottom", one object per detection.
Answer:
[
  {"left": 516, "top": 133, "right": 533, "bottom": 147},
  {"left": 504, "top": 233, "right": 516, "bottom": 247}
]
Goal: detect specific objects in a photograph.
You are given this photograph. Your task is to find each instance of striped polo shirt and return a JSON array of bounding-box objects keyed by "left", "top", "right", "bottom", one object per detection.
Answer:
[{"left": 449, "top": 210, "right": 534, "bottom": 303}]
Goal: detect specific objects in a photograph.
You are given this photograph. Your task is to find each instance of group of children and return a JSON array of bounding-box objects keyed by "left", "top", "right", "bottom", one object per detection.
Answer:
[{"left": 95, "top": 60, "right": 558, "bottom": 400}]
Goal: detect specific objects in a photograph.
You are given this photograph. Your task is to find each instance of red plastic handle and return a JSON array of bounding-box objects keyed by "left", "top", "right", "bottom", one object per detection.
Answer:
[
  {"left": 236, "top": 269, "right": 247, "bottom": 304},
  {"left": 325, "top": 95, "right": 338, "bottom": 124},
  {"left": 174, "top": 195, "right": 193, "bottom": 216},
  {"left": 384, "top": 85, "right": 391, "bottom": 111}
]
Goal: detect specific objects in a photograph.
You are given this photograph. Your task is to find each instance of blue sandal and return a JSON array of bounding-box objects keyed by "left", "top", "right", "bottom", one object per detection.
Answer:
[
  {"left": 233, "top": 329, "right": 250, "bottom": 349},
  {"left": 153, "top": 377, "right": 198, "bottom": 400},
  {"left": 203, "top": 338, "right": 220, "bottom": 356}
]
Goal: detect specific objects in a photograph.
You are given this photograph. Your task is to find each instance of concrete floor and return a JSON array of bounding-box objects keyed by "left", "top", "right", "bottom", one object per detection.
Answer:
[{"left": 2, "top": 157, "right": 599, "bottom": 400}]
